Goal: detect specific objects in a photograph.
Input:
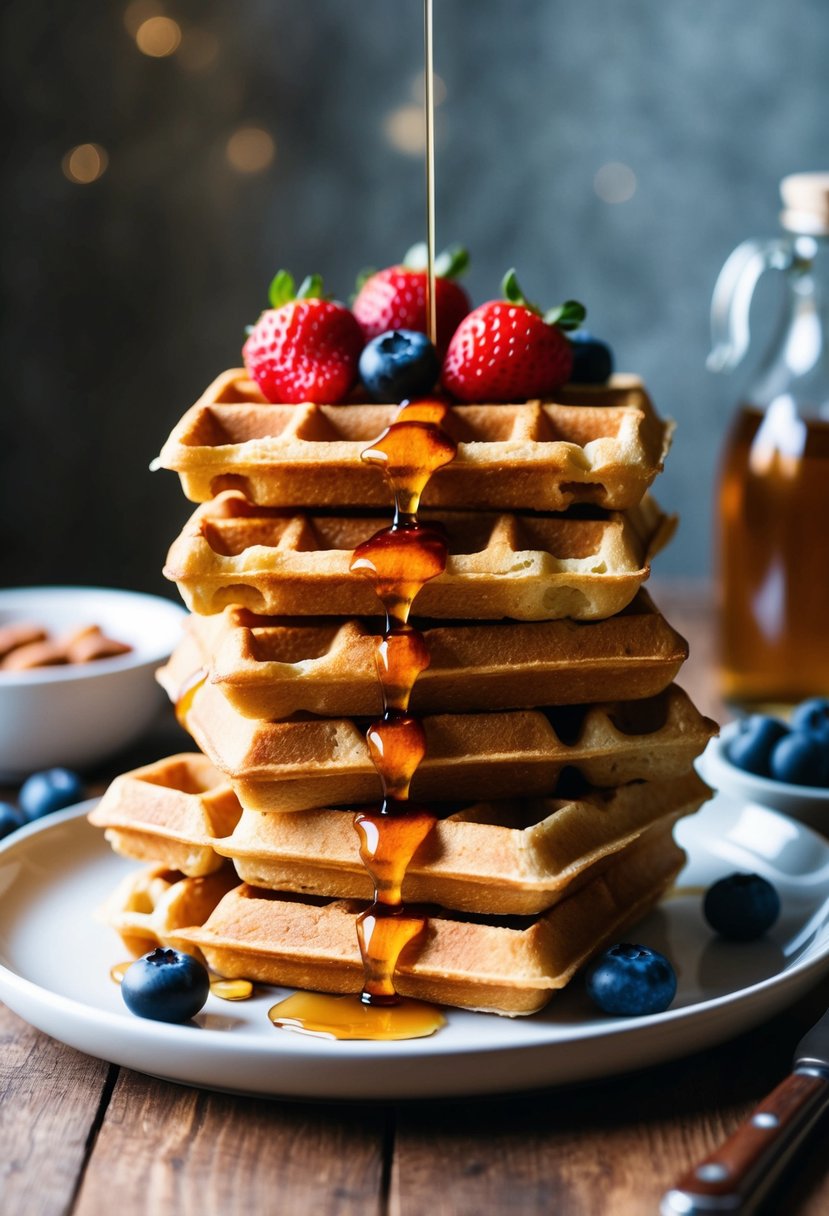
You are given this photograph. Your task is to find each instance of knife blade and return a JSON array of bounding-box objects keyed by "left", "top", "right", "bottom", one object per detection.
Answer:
[{"left": 661, "top": 1007, "right": 829, "bottom": 1215}]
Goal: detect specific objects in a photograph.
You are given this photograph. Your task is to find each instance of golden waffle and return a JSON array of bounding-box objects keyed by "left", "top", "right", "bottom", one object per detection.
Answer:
[
  {"left": 88, "top": 753, "right": 242, "bottom": 876},
  {"left": 177, "top": 679, "right": 717, "bottom": 811},
  {"left": 100, "top": 863, "right": 238, "bottom": 957},
  {"left": 219, "top": 771, "right": 709, "bottom": 915},
  {"left": 176, "top": 824, "right": 685, "bottom": 1016},
  {"left": 155, "top": 368, "right": 673, "bottom": 513},
  {"left": 164, "top": 491, "right": 674, "bottom": 621},
  {"left": 87, "top": 752, "right": 708, "bottom": 914},
  {"left": 160, "top": 590, "right": 688, "bottom": 718}
]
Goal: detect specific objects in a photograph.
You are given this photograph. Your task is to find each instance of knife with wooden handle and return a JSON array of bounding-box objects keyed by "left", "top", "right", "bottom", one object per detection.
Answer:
[{"left": 661, "top": 1009, "right": 829, "bottom": 1215}]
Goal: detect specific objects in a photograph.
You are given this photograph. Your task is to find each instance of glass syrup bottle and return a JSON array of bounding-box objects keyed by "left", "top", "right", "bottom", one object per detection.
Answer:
[{"left": 709, "top": 173, "right": 829, "bottom": 708}]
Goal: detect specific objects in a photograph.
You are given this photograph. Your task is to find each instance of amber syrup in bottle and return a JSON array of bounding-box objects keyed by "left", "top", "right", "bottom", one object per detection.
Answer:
[
  {"left": 718, "top": 401, "right": 829, "bottom": 706},
  {"left": 710, "top": 177, "right": 829, "bottom": 707}
]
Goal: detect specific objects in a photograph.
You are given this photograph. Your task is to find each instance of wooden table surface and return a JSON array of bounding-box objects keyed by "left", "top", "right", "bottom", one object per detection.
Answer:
[{"left": 2, "top": 582, "right": 828, "bottom": 1216}]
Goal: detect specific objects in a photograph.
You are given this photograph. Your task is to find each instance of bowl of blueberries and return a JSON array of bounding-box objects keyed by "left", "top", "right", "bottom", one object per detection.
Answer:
[{"left": 697, "top": 697, "right": 829, "bottom": 831}]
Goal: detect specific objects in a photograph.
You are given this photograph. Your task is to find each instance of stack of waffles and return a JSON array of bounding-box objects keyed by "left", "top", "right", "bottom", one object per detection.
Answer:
[{"left": 90, "top": 368, "right": 716, "bottom": 1016}]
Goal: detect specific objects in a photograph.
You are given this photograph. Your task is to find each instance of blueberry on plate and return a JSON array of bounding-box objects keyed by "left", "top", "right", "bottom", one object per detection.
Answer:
[
  {"left": 727, "top": 715, "right": 787, "bottom": 777},
  {"left": 770, "top": 731, "right": 827, "bottom": 787},
  {"left": 121, "top": 948, "right": 210, "bottom": 1023},
  {"left": 19, "top": 767, "right": 85, "bottom": 820},
  {"left": 704, "top": 873, "right": 780, "bottom": 941},
  {"left": 0, "top": 802, "right": 25, "bottom": 841},
  {"left": 359, "top": 329, "right": 440, "bottom": 402},
  {"left": 790, "top": 697, "right": 829, "bottom": 739},
  {"left": 585, "top": 943, "right": 677, "bottom": 1016},
  {"left": 568, "top": 331, "right": 614, "bottom": 384}
]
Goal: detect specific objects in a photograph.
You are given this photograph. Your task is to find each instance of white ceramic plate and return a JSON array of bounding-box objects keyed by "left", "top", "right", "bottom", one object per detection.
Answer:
[{"left": 1, "top": 795, "right": 828, "bottom": 1100}]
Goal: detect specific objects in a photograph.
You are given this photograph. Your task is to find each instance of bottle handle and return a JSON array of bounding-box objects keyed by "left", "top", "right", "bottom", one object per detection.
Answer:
[{"left": 707, "top": 238, "right": 794, "bottom": 373}]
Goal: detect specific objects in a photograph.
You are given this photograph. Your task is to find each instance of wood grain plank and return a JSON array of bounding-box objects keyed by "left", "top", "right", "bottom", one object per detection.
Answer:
[
  {"left": 391, "top": 979, "right": 829, "bottom": 1215},
  {"left": 0, "top": 1003, "right": 113, "bottom": 1216},
  {"left": 73, "top": 1067, "right": 387, "bottom": 1216}
]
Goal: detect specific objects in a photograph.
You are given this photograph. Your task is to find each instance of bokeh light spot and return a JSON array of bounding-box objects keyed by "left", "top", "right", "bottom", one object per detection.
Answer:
[
  {"left": 384, "top": 105, "right": 425, "bottom": 156},
  {"left": 594, "top": 162, "right": 637, "bottom": 204},
  {"left": 62, "top": 143, "right": 109, "bottom": 185},
  {"left": 135, "top": 15, "right": 182, "bottom": 58},
  {"left": 226, "top": 126, "right": 276, "bottom": 174}
]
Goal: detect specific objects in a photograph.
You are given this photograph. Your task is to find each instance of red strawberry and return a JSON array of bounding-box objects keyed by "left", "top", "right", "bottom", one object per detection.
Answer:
[
  {"left": 442, "top": 271, "right": 585, "bottom": 403},
  {"left": 243, "top": 271, "right": 363, "bottom": 404},
  {"left": 353, "top": 244, "right": 471, "bottom": 357}
]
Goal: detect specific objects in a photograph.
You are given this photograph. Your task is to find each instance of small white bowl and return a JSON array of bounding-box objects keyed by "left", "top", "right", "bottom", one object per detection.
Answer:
[
  {"left": 697, "top": 720, "right": 829, "bottom": 834},
  {"left": 0, "top": 587, "right": 187, "bottom": 780}
]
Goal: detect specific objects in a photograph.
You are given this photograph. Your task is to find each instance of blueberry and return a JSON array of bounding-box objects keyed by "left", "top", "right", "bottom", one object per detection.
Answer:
[
  {"left": 770, "top": 731, "right": 827, "bottom": 787},
  {"left": 121, "top": 948, "right": 210, "bottom": 1023},
  {"left": 790, "top": 697, "right": 829, "bottom": 739},
  {"left": 19, "top": 768, "right": 85, "bottom": 820},
  {"left": 0, "top": 802, "right": 25, "bottom": 841},
  {"left": 569, "top": 331, "right": 614, "bottom": 384},
  {"left": 727, "top": 715, "right": 787, "bottom": 777},
  {"left": 359, "top": 329, "right": 440, "bottom": 402},
  {"left": 585, "top": 942, "right": 677, "bottom": 1016},
  {"left": 704, "top": 873, "right": 780, "bottom": 941}
]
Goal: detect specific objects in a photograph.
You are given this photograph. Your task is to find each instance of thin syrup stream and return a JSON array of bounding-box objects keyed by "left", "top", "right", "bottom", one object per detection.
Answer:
[{"left": 424, "top": 0, "right": 437, "bottom": 346}]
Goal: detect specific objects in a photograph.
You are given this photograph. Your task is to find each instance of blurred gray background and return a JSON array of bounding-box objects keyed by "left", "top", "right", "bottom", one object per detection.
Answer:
[{"left": 2, "top": 0, "right": 827, "bottom": 593}]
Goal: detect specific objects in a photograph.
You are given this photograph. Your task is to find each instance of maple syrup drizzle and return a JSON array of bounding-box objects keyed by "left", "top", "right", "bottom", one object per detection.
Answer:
[
  {"left": 424, "top": 0, "right": 437, "bottom": 346},
  {"left": 269, "top": 401, "right": 457, "bottom": 1040},
  {"left": 210, "top": 978, "right": 254, "bottom": 1001},
  {"left": 174, "top": 667, "right": 207, "bottom": 729},
  {"left": 110, "top": 963, "right": 254, "bottom": 1002}
]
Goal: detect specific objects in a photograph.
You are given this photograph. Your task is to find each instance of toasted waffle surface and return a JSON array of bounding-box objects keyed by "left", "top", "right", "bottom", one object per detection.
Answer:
[
  {"left": 176, "top": 825, "right": 685, "bottom": 1016},
  {"left": 89, "top": 753, "right": 242, "bottom": 876},
  {"left": 164, "top": 491, "right": 674, "bottom": 621},
  {"left": 100, "top": 863, "right": 238, "bottom": 957},
  {"left": 220, "top": 771, "right": 709, "bottom": 914},
  {"left": 176, "top": 679, "right": 716, "bottom": 811},
  {"left": 156, "top": 369, "right": 673, "bottom": 512},
  {"left": 161, "top": 590, "right": 688, "bottom": 718}
]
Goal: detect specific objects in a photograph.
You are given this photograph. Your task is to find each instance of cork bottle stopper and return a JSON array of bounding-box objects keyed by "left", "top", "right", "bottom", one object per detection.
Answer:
[{"left": 780, "top": 172, "right": 829, "bottom": 235}]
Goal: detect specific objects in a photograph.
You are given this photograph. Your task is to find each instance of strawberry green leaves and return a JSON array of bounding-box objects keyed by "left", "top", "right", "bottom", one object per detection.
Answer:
[
  {"left": 501, "top": 269, "right": 585, "bottom": 332},
  {"left": 268, "top": 270, "right": 327, "bottom": 309}
]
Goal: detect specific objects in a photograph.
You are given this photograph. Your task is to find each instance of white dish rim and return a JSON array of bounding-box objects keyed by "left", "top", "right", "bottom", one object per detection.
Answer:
[
  {"left": 703, "top": 720, "right": 829, "bottom": 803},
  {"left": 0, "top": 586, "right": 186, "bottom": 685}
]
